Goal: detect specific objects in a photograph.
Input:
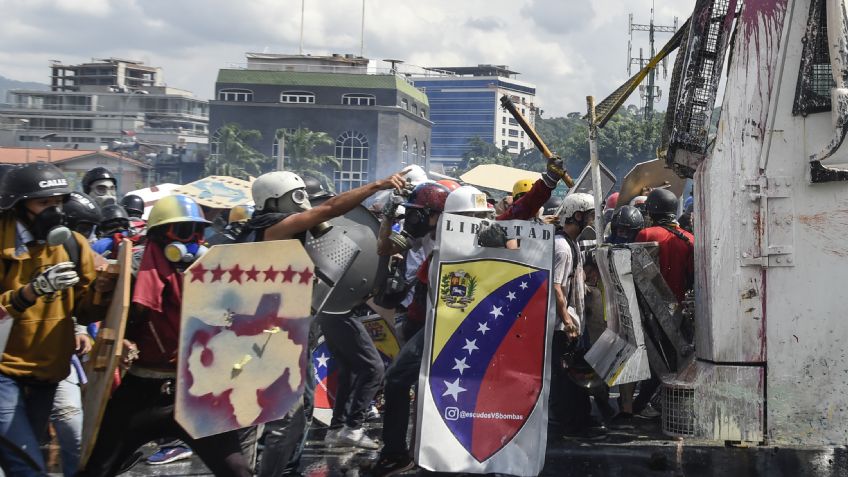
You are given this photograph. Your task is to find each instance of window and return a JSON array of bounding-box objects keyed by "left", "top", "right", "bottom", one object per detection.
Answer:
[
  {"left": 794, "top": 0, "right": 834, "bottom": 116},
  {"left": 218, "top": 89, "right": 253, "bottom": 102},
  {"left": 342, "top": 93, "right": 376, "bottom": 106},
  {"left": 412, "top": 104, "right": 418, "bottom": 115},
  {"left": 280, "top": 91, "right": 315, "bottom": 103},
  {"left": 421, "top": 143, "right": 427, "bottom": 165},
  {"left": 401, "top": 99, "right": 409, "bottom": 110},
  {"left": 502, "top": 128, "right": 506, "bottom": 135},
  {"left": 509, "top": 129, "right": 519, "bottom": 137},
  {"left": 420, "top": 108, "right": 426, "bottom": 118},
  {"left": 508, "top": 140, "right": 519, "bottom": 148},
  {"left": 411, "top": 140, "right": 419, "bottom": 165},
  {"left": 508, "top": 118, "right": 519, "bottom": 126},
  {"left": 502, "top": 117, "right": 506, "bottom": 124},
  {"left": 334, "top": 131, "right": 369, "bottom": 192},
  {"left": 402, "top": 136, "right": 409, "bottom": 164}
]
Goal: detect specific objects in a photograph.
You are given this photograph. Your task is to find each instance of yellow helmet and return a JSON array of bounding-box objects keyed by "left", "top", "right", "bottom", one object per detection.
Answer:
[
  {"left": 147, "top": 194, "right": 210, "bottom": 230},
  {"left": 229, "top": 204, "right": 255, "bottom": 224},
  {"left": 512, "top": 178, "right": 534, "bottom": 199}
]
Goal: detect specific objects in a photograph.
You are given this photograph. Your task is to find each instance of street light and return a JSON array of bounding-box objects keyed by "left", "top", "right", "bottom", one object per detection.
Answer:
[{"left": 116, "top": 89, "right": 148, "bottom": 194}]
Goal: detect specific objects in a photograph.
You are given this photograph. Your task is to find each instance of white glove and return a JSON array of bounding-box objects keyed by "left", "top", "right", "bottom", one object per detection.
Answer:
[{"left": 32, "top": 262, "right": 79, "bottom": 296}]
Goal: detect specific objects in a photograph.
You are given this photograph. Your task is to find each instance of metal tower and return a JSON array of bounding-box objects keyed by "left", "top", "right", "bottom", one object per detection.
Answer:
[{"left": 628, "top": 4, "right": 677, "bottom": 120}]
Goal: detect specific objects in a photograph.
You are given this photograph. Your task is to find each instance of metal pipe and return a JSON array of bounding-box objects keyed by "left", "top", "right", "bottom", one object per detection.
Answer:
[{"left": 587, "top": 96, "right": 604, "bottom": 246}]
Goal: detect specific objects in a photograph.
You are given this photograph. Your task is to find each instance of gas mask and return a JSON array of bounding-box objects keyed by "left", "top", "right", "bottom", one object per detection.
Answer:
[
  {"left": 268, "top": 189, "right": 332, "bottom": 236},
  {"left": 28, "top": 206, "right": 72, "bottom": 246},
  {"left": 90, "top": 179, "right": 117, "bottom": 207},
  {"left": 164, "top": 241, "right": 208, "bottom": 263},
  {"left": 390, "top": 207, "right": 435, "bottom": 252}
]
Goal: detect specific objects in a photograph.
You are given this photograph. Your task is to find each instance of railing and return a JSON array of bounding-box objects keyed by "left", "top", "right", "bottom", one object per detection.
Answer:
[{"left": 0, "top": 102, "right": 209, "bottom": 117}]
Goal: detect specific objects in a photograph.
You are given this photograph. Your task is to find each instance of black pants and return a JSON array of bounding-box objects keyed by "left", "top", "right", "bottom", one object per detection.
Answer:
[
  {"left": 77, "top": 374, "right": 250, "bottom": 477},
  {"left": 380, "top": 328, "right": 425, "bottom": 456},
  {"left": 318, "top": 312, "right": 385, "bottom": 429},
  {"left": 549, "top": 330, "right": 592, "bottom": 429}
]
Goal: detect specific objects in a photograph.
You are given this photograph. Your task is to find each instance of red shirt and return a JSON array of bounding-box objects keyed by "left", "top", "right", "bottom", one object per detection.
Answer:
[
  {"left": 497, "top": 179, "right": 552, "bottom": 221},
  {"left": 635, "top": 225, "right": 694, "bottom": 303}
]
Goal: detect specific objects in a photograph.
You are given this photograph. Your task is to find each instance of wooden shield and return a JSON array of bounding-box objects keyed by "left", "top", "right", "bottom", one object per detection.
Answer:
[
  {"left": 176, "top": 241, "right": 314, "bottom": 439},
  {"left": 174, "top": 176, "right": 253, "bottom": 209},
  {"left": 80, "top": 239, "right": 132, "bottom": 467}
]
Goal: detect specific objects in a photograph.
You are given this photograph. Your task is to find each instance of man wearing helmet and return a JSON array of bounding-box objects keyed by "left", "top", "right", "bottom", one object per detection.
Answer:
[
  {"left": 81, "top": 194, "right": 252, "bottom": 477},
  {"left": 608, "top": 205, "right": 645, "bottom": 244},
  {"left": 82, "top": 167, "right": 118, "bottom": 207},
  {"left": 550, "top": 192, "right": 600, "bottom": 437},
  {"left": 0, "top": 163, "right": 113, "bottom": 476}
]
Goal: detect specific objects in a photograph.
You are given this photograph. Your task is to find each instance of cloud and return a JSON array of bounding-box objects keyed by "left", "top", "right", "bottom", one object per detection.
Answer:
[{"left": 0, "top": 0, "right": 697, "bottom": 117}]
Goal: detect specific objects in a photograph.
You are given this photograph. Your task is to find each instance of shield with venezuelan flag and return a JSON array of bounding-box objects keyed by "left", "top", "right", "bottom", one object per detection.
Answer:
[{"left": 416, "top": 214, "right": 555, "bottom": 476}]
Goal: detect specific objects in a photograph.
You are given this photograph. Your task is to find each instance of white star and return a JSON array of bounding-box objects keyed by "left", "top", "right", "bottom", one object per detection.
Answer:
[
  {"left": 506, "top": 291, "right": 516, "bottom": 301},
  {"left": 453, "top": 357, "right": 470, "bottom": 375},
  {"left": 490, "top": 305, "right": 503, "bottom": 319},
  {"left": 316, "top": 353, "right": 330, "bottom": 368},
  {"left": 519, "top": 281, "right": 528, "bottom": 290},
  {"left": 477, "top": 322, "right": 490, "bottom": 335},
  {"left": 463, "top": 338, "right": 478, "bottom": 354},
  {"left": 442, "top": 377, "right": 467, "bottom": 402}
]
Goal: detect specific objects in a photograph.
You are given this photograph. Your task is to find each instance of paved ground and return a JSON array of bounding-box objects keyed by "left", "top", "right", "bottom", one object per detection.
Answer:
[{"left": 58, "top": 418, "right": 847, "bottom": 477}]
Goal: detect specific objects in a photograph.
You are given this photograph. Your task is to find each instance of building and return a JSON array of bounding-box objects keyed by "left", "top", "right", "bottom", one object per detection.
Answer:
[
  {"left": 0, "top": 59, "right": 209, "bottom": 184},
  {"left": 209, "top": 53, "right": 432, "bottom": 192},
  {"left": 411, "top": 65, "right": 538, "bottom": 169},
  {"left": 0, "top": 147, "right": 151, "bottom": 192}
]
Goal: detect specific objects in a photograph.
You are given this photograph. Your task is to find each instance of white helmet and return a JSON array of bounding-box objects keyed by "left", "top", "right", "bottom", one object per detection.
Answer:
[
  {"left": 444, "top": 185, "right": 491, "bottom": 214},
  {"left": 252, "top": 171, "right": 306, "bottom": 211},
  {"left": 401, "top": 164, "right": 428, "bottom": 185},
  {"left": 558, "top": 192, "right": 595, "bottom": 223},
  {"left": 630, "top": 195, "right": 648, "bottom": 207}
]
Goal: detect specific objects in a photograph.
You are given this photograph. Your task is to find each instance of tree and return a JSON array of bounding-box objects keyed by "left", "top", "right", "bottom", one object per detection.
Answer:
[
  {"left": 277, "top": 128, "right": 340, "bottom": 192},
  {"left": 456, "top": 136, "right": 514, "bottom": 174},
  {"left": 205, "top": 123, "right": 271, "bottom": 179}
]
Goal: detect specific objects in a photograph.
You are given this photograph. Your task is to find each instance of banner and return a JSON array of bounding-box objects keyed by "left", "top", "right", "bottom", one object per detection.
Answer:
[
  {"left": 175, "top": 241, "right": 313, "bottom": 438},
  {"left": 416, "top": 215, "right": 554, "bottom": 476}
]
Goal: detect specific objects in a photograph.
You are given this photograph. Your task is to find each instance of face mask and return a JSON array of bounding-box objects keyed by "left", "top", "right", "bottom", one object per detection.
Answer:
[
  {"left": 402, "top": 207, "right": 433, "bottom": 239},
  {"left": 271, "top": 189, "right": 312, "bottom": 214},
  {"left": 164, "top": 241, "right": 208, "bottom": 263},
  {"left": 91, "top": 180, "right": 117, "bottom": 207},
  {"left": 29, "top": 206, "right": 71, "bottom": 246}
]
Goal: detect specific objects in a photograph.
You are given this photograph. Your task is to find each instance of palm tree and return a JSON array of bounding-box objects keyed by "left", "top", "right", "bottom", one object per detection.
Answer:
[
  {"left": 276, "top": 128, "right": 340, "bottom": 191},
  {"left": 206, "top": 124, "right": 271, "bottom": 179}
]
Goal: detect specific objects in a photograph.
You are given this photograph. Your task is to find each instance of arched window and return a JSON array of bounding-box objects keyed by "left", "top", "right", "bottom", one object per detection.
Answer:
[
  {"left": 218, "top": 89, "right": 253, "bottom": 102},
  {"left": 342, "top": 93, "right": 376, "bottom": 106},
  {"left": 421, "top": 142, "right": 427, "bottom": 165},
  {"left": 280, "top": 91, "right": 315, "bottom": 104},
  {"left": 401, "top": 136, "right": 408, "bottom": 164},
  {"left": 334, "top": 131, "right": 369, "bottom": 192},
  {"left": 411, "top": 139, "right": 418, "bottom": 165}
]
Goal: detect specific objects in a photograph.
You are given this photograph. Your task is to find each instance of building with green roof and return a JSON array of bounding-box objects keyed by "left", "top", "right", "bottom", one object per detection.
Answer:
[{"left": 209, "top": 54, "right": 432, "bottom": 192}]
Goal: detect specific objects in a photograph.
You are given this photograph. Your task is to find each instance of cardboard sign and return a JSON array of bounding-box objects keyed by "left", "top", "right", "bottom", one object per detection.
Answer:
[
  {"left": 80, "top": 239, "right": 133, "bottom": 467},
  {"left": 416, "top": 215, "right": 555, "bottom": 476},
  {"left": 312, "top": 314, "right": 400, "bottom": 425},
  {"left": 175, "top": 241, "right": 313, "bottom": 438}
]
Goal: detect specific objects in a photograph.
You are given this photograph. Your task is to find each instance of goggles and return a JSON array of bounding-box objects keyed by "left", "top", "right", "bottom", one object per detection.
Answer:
[{"left": 166, "top": 222, "right": 205, "bottom": 243}]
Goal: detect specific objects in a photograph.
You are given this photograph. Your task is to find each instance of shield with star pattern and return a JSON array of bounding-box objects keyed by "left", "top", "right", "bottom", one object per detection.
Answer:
[
  {"left": 175, "top": 240, "right": 314, "bottom": 438},
  {"left": 416, "top": 215, "right": 555, "bottom": 476}
]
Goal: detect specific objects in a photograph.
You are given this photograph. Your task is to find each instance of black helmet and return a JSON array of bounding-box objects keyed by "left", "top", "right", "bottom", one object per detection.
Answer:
[
  {"left": 611, "top": 205, "right": 645, "bottom": 231},
  {"left": 65, "top": 192, "right": 102, "bottom": 235},
  {"left": 302, "top": 175, "right": 332, "bottom": 200},
  {"left": 0, "top": 162, "right": 72, "bottom": 209},
  {"left": 542, "top": 195, "right": 563, "bottom": 216},
  {"left": 645, "top": 188, "right": 678, "bottom": 216},
  {"left": 82, "top": 167, "right": 116, "bottom": 194},
  {"left": 100, "top": 204, "right": 130, "bottom": 230},
  {"left": 120, "top": 194, "right": 145, "bottom": 217}
]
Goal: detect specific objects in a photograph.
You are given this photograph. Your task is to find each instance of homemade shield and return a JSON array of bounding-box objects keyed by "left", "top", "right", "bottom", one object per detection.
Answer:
[
  {"left": 81, "top": 239, "right": 132, "bottom": 467},
  {"left": 616, "top": 159, "right": 686, "bottom": 210},
  {"left": 312, "top": 314, "right": 400, "bottom": 425},
  {"left": 174, "top": 176, "right": 253, "bottom": 209},
  {"left": 416, "top": 215, "right": 555, "bottom": 476},
  {"left": 175, "top": 241, "right": 313, "bottom": 439}
]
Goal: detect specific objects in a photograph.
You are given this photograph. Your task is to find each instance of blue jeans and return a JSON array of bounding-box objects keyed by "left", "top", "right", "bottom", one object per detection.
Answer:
[
  {"left": 51, "top": 370, "right": 83, "bottom": 477},
  {"left": 0, "top": 373, "right": 58, "bottom": 476}
]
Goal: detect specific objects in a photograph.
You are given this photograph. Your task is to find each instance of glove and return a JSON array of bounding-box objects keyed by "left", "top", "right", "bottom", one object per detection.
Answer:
[
  {"left": 477, "top": 222, "right": 508, "bottom": 248},
  {"left": 542, "top": 156, "right": 568, "bottom": 188},
  {"left": 32, "top": 262, "right": 79, "bottom": 296}
]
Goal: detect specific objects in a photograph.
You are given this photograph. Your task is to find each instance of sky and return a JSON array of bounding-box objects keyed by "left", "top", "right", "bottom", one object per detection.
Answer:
[{"left": 0, "top": 0, "right": 695, "bottom": 118}]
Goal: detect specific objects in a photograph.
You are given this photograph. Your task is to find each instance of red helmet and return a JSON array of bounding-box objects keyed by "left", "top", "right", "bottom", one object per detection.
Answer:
[
  {"left": 436, "top": 179, "right": 461, "bottom": 192},
  {"left": 404, "top": 182, "right": 450, "bottom": 212},
  {"left": 605, "top": 192, "right": 620, "bottom": 209}
]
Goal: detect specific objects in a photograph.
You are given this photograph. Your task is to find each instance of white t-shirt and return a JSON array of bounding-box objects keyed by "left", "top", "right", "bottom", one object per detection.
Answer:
[{"left": 552, "top": 234, "right": 585, "bottom": 332}]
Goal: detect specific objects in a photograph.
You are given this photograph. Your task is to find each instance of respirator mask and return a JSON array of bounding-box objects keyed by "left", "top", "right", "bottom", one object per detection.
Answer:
[
  {"left": 270, "top": 189, "right": 332, "bottom": 237},
  {"left": 28, "top": 206, "right": 72, "bottom": 246},
  {"left": 162, "top": 222, "right": 207, "bottom": 263},
  {"left": 164, "top": 241, "right": 208, "bottom": 263},
  {"left": 389, "top": 207, "right": 434, "bottom": 252}
]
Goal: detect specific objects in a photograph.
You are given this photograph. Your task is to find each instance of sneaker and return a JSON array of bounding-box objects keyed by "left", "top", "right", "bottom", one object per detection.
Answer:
[
  {"left": 325, "top": 427, "right": 343, "bottom": 445},
  {"left": 336, "top": 425, "right": 380, "bottom": 450},
  {"left": 366, "top": 404, "right": 381, "bottom": 421},
  {"left": 146, "top": 445, "right": 193, "bottom": 465},
  {"left": 636, "top": 403, "right": 661, "bottom": 419},
  {"left": 371, "top": 453, "right": 415, "bottom": 477}
]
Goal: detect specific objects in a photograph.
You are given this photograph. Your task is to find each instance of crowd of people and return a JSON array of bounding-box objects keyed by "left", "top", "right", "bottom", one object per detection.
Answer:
[{"left": 0, "top": 156, "right": 694, "bottom": 477}]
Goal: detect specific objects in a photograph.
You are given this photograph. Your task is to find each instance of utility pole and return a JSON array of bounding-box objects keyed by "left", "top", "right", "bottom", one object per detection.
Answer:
[{"left": 627, "top": 2, "right": 677, "bottom": 120}]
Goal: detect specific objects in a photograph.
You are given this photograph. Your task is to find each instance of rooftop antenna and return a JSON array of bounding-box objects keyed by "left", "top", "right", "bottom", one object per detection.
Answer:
[
  {"left": 360, "top": 0, "right": 366, "bottom": 57},
  {"left": 299, "top": 0, "right": 305, "bottom": 55},
  {"left": 627, "top": 0, "right": 677, "bottom": 120}
]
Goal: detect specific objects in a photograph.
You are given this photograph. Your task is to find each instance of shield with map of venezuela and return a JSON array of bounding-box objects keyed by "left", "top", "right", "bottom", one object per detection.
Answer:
[{"left": 416, "top": 214, "right": 555, "bottom": 476}]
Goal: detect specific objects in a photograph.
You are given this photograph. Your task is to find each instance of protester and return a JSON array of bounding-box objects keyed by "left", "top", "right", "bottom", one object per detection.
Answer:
[
  {"left": 82, "top": 167, "right": 118, "bottom": 207},
  {"left": 607, "top": 205, "right": 645, "bottom": 244},
  {"left": 0, "top": 163, "right": 113, "bottom": 476}
]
